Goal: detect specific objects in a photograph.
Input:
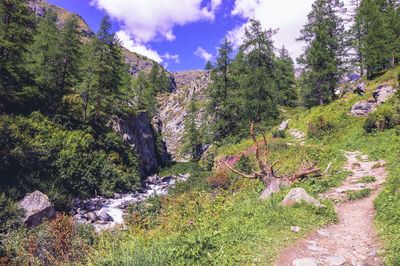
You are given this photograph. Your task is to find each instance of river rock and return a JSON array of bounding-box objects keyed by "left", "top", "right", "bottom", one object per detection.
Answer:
[
  {"left": 373, "top": 84, "right": 396, "bottom": 104},
  {"left": 281, "top": 188, "right": 323, "bottom": 208},
  {"left": 147, "top": 174, "right": 161, "bottom": 185},
  {"left": 85, "top": 212, "right": 98, "bottom": 222},
  {"left": 98, "top": 211, "right": 114, "bottom": 222},
  {"left": 19, "top": 190, "right": 56, "bottom": 227},
  {"left": 350, "top": 100, "right": 377, "bottom": 117}
]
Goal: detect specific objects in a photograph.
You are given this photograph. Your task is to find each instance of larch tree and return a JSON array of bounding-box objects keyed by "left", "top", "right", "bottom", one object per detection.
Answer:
[{"left": 297, "top": 0, "right": 347, "bottom": 107}]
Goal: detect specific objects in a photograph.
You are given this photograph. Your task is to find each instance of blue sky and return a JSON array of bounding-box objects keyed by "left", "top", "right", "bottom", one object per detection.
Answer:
[{"left": 47, "top": 0, "right": 325, "bottom": 72}]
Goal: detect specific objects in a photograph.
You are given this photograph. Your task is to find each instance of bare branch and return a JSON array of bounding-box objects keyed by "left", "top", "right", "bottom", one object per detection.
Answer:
[{"left": 223, "top": 162, "right": 257, "bottom": 179}]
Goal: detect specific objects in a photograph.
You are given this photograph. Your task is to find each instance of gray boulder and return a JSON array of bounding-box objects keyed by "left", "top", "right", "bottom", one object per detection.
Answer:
[
  {"left": 98, "top": 211, "right": 114, "bottom": 222},
  {"left": 373, "top": 84, "right": 396, "bottom": 104},
  {"left": 278, "top": 120, "right": 289, "bottom": 131},
  {"left": 350, "top": 100, "right": 377, "bottom": 117},
  {"left": 281, "top": 188, "right": 323, "bottom": 208},
  {"left": 85, "top": 212, "right": 98, "bottom": 223},
  {"left": 19, "top": 191, "right": 56, "bottom": 227}
]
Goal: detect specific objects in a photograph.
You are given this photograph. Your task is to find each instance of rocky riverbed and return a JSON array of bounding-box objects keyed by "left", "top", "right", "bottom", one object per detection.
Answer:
[{"left": 72, "top": 173, "right": 190, "bottom": 230}]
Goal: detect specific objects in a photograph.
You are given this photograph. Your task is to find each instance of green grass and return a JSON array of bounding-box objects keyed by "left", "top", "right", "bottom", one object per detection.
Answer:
[
  {"left": 346, "top": 188, "right": 372, "bottom": 200},
  {"left": 358, "top": 176, "right": 377, "bottom": 183}
]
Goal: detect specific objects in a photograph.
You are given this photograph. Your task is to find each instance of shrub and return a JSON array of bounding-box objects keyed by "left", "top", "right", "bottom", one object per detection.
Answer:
[
  {"left": 206, "top": 170, "right": 230, "bottom": 189},
  {"left": 364, "top": 106, "right": 395, "bottom": 133},
  {"left": 272, "top": 129, "right": 286, "bottom": 138},
  {"left": 307, "top": 116, "right": 336, "bottom": 139},
  {"left": 3, "top": 214, "right": 95, "bottom": 265},
  {"left": 359, "top": 176, "right": 377, "bottom": 183},
  {"left": 126, "top": 196, "right": 163, "bottom": 229}
]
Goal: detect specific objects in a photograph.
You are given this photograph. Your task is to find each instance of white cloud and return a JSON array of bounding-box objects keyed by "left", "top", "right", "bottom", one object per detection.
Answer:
[
  {"left": 91, "top": 0, "right": 222, "bottom": 43},
  {"left": 194, "top": 46, "right": 213, "bottom": 61},
  {"left": 229, "top": 0, "right": 352, "bottom": 61},
  {"left": 162, "top": 53, "right": 180, "bottom": 64},
  {"left": 117, "top": 30, "right": 163, "bottom": 63}
]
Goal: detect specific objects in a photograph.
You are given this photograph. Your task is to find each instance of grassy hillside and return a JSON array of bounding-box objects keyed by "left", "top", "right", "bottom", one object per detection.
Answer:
[{"left": 87, "top": 67, "right": 400, "bottom": 265}]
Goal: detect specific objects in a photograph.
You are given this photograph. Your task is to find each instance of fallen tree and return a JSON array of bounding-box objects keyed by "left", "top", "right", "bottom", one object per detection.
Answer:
[{"left": 224, "top": 122, "right": 321, "bottom": 200}]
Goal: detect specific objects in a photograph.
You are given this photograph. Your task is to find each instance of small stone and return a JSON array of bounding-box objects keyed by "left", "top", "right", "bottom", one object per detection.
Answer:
[
  {"left": 292, "top": 258, "right": 318, "bottom": 266},
  {"left": 356, "top": 183, "right": 366, "bottom": 188},
  {"left": 317, "top": 229, "right": 330, "bottom": 237},
  {"left": 325, "top": 256, "right": 346, "bottom": 266},
  {"left": 85, "top": 212, "right": 97, "bottom": 222},
  {"left": 291, "top": 226, "right": 301, "bottom": 233},
  {"left": 98, "top": 211, "right": 114, "bottom": 222},
  {"left": 278, "top": 120, "right": 289, "bottom": 131}
]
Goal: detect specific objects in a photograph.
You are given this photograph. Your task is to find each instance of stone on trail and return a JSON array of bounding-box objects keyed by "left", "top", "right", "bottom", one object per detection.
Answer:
[
  {"left": 325, "top": 256, "right": 346, "bottom": 266},
  {"left": 292, "top": 258, "right": 318, "bottom": 266},
  {"left": 19, "top": 190, "right": 56, "bottom": 227},
  {"left": 281, "top": 188, "right": 323, "bottom": 208}
]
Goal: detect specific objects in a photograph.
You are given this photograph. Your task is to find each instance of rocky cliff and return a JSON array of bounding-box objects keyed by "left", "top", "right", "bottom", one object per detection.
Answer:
[
  {"left": 112, "top": 112, "right": 169, "bottom": 177},
  {"left": 157, "top": 70, "right": 211, "bottom": 161}
]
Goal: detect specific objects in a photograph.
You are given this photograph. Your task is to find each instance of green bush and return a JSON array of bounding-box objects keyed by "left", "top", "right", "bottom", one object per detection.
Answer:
[
  {"left": 272, "top": 129, "right": 286, "bottom": 138},
  {"left": 0, "top": 112, "right": 140, "bottom": 209},
  {"left": 307, "top": 116, "right": 336, "bottom": 139},
  {"left": 363, "top": 106, "right": 395, "bottom": 133},
  {"left": 346, "top": 189, "right": 371, "bottom": 200}
]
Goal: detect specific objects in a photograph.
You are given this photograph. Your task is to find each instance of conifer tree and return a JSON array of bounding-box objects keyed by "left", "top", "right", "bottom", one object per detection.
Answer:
[
  {"left": 208, "top": 37, "right": 237, "bottom": 141},
  {"left": 28, "top": 10, "right": 61, "bottom": 110},
  {"left": 205, "top": 60, "right": 213, "bottom": 70},
  {"left": 239, "top": 19, "right": 279, "bottom": 125},
  {"left": 297, "top": 0, "right": 347, "bottom": 107},
  {"left": 0, "top": 0, "right": 34, "bottom": 111},
  {"left": 80, "top": 16, "right": 127, "bottom": 121},
  {"left": 56, "top": 15, "right": 82, "bottom": 94},
  {"left": 275, "top": 46, "right": 297, "bottom": 107},
  {"left": 183, "top": 94, "right": 202, "bottom": 161}
]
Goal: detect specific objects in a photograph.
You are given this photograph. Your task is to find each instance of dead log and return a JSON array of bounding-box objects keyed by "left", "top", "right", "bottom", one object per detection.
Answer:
[{"left": 223, "top": 122, "right": 321, "bottom": 200}]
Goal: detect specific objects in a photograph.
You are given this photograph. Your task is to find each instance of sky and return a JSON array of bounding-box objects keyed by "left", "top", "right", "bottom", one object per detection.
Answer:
[{"left": 47, "top": 0, "right": 346, "bottom": 72}]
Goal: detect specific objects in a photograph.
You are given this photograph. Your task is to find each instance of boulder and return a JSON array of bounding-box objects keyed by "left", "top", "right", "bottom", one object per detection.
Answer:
[
  {"left": 373, "top": 84, "right": 396, "bottom": 104},
  {"left": 19, "top": 191, "right": 56, "bottom": 227},
  {"left": 147, "top": 174, "right": 161, "bottom": 185},
  {"left": 85, "top": 212, "right": 98, "bottom": 223},
  {"left": 281, "top": 188, "right": 323, "bottom": 208},
  {"left": 98, "top": 211, "right": 114, "bottom": 222},
  {"left": 278, "top": 120, "right": 289, "bottom": 131},
  {"left": 350, "top": 100, "right": 377, "bottom": 117}
]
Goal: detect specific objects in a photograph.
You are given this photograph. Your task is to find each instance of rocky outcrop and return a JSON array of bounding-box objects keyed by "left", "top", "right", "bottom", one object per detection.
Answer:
[
  {"left": 113, "top": 112, "right": 169, "bottom": 177},
  {"left": 373, "top": 84, "right": 397, "bottom": 104},
  {"left": 19, "top": 191, "right": 56, "bottom": 227},
  {"left": 157, "top": 70, "right": 211, "bottom": 160},
  {"left": 351, "top": 84, "right": 397, "bottom": 117},
  {"left": 350, "top": 100, "right": 377, "bottom": 117}
]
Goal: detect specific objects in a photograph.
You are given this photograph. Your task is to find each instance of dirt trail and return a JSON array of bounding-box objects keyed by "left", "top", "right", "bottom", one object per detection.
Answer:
[{"left": 274, "top": 151, "right": 387, "bottom": 266}]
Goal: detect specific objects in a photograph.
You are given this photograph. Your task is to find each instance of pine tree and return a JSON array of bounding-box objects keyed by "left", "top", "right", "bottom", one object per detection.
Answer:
[
  {"left": 148, "top": 63, "right": 170, "bottom": 93},
  {"left": 0, "top": 0, "right": 34, "bottom": 111},
  {"left": 28, "top": 10, "right": 61, "bottom": 110},
  {"left": 80, "top": 16, "right": 127, "bottom": 121},
  {"left": 239, "top": 19, "right": 279, "bottom": 125},
  {"left": 208, "top": 37, "right": 238, "bottom": 141},
  {"left": 56, "top": 15, "right": 82, "bottom": 94},
  {"left": 297, "top": 0, "right": 347, "bottom": 107},
  {"left": 205, "top": 60, "right": 213, "bottom": 70},
  {"left": 275, "top": 46, "right": 297, "bottom": 107},
  {"left": 353, "top": 0, "right": 399, "bottom": 78},
  {"left": 183, "top": 94, "right": 202, "bottom": 161}
]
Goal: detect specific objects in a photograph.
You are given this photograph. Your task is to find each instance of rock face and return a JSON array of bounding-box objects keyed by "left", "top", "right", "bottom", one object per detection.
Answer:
[
  {"left": 281, "top": 188, "right": 323, "bottom": 208},
  {"left": 351, "top": 84, "right": 397, "bottom": 117},
  {"left": 157, "top": 70, "right": 211, "bottom": 160},
  {"left": 113, "top": 112, "right": 169, "bottom": 177},
  {"left": 19, "top": 191, "right": 56, "bottom": 227}
]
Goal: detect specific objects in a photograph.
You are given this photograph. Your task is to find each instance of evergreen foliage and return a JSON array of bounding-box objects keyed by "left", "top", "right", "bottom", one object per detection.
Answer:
[
  {"left": 297, "top": 0, "right": 347, "bottom": 107},
  {"left": 0, "top": 0, "right": 34, "bottom": 112}
]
